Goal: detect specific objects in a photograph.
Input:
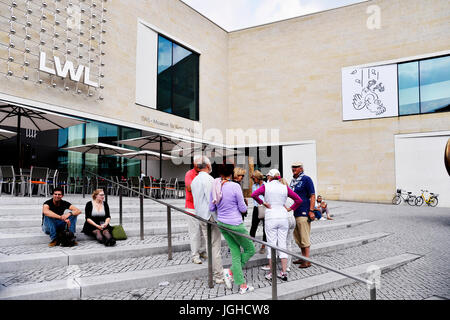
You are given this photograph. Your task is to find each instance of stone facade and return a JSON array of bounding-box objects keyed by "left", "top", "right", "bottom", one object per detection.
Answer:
[{"left": 0, "top": 0, "right": 449, "bottom": 203}]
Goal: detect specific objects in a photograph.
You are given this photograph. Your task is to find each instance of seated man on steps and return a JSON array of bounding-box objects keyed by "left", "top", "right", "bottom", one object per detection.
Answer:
[{"left": 42, "top": 187, "right": 81, "bottom": 247}]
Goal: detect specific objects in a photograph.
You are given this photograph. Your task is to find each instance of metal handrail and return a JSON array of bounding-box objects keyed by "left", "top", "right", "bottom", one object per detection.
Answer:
[{"left": 85, "top": 171, "right": 377, "bottom": 300}]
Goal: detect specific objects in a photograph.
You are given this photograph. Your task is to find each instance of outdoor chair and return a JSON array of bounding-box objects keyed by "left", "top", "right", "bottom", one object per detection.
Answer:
[
  {"left": 142, "top": 176, "right": 151, "bottom": 197},
  {"left": 29, "top": 166, "right": 49, "bottom": 197},
  {"left": 115, "top": 176, "right": 129, "bottom": 196},
  {"left": 56, "top": 171, "right": 68, "bottom": 194},
  {"left": 177, "top": 180, "right": 185, "bottom": 198},
  {"left": 129, "top": 176, "right": 141, "bottom": 197},
  {"left": 68, "top": 176, "right": 76, "bottom": 194},
  {"left": 148, "top": 177, "right": 161, "bottom": 198},
  {"left": 164, "top": 177, "right": 178, "bottom": 199},
  {"left": 0, "top": 166, "right": 23, "bottom": 196},
  {"left": 108, "top": 176, "right": 118, "bottom": 196},
  {"left": 46, "top": 169, "right": 58, "bottom": 194}
]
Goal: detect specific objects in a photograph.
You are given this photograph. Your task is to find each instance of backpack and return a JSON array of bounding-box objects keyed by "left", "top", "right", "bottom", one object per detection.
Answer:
[{"left": 57, "top": 225, "right": 77, "bottom": 247}]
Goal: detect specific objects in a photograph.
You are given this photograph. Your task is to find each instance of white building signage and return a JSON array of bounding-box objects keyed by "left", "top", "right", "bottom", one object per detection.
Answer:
[
  {"left": 39, "top": 52, "right": 99, "bottom": 88},
  {"left": 342, "top": 64, "right": 398, "bottom": 120}
]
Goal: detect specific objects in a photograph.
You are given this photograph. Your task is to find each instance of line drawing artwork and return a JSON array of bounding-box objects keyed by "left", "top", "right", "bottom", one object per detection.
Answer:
[{"left": 351, "top": 68, "right": 387, "bottom": 115}]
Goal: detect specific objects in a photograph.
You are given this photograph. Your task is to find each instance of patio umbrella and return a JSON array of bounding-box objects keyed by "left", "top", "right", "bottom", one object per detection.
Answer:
[
  {"left": 0, "top": 102, "right": 85, "bottom": 168},
  {"left": 116, "top": 133, "right": 202, "bottom": 178},
  {"left": 171, "top": 143, "right": 242, "bottom": 159},
  {"left": 0, "top": 129, "right": 17, "bottom": 141},
  {"left": 116, "top": 150, "right": 178, "bottom": 176},
  {"left": 62, "top": 142, "right": 135, "bottom": 156}
]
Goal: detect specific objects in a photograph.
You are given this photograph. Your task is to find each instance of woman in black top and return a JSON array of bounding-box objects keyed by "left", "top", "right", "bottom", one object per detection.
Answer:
[{"left": 82, "top": 189, "right": 116, "bottom": 246}]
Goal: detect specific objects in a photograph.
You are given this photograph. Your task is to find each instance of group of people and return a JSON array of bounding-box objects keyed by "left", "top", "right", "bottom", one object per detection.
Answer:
[
  {"left": 42, "top": 187, "right": 116, "bottom": 247},
  {"left": 41, "top": 158, "right": 327, "bottom": 295},
  {"left": 185, "top": 156, "right": 327, "bottom": 294}
]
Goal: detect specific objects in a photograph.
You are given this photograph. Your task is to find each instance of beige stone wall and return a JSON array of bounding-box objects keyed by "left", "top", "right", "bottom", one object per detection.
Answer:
[
  {"left": 0, "top": 0, "right": 229, "bottom": 137},
  {"left": 227, "top": 0, "right": 450, "bottom": 202},
  {"left": 1, "top": 0, "right": 449, "bottom": 203}
]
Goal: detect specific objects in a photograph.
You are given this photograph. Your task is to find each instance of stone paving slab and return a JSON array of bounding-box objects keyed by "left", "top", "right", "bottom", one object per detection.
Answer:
[
  {"left": 0, "top": 231, "right": 390, "bottom": 298},
  {"left": 81, "top": 202, "right": 449, "bottom": 300},
  {"left": 214, "top": 253, "right": 422, "bottom": 300}
]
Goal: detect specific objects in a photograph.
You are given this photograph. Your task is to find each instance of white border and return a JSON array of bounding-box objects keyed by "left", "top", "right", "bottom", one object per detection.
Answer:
[
  {"left": 395, "top": 131, "right": 450, "bottom": 139},
  {"left": 137, "top": 18, "right": 201, "bottom": 54},
  {"left": 343, "top": 50, "right": 450, "bottom": 69}
]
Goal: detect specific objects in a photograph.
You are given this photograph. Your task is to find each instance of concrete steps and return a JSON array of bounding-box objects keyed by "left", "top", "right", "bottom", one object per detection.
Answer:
[
  {"left": 0, "top": 232, "right": 392, "bottom": 299},
  {"left": 213, "top": 253, "right": 422, "bottom": 300},
  {"left": 0, "top": 230, "right": 385, "bottom": 273},
  {"left": 0, "top": 218, "right": 370, "bottom": 246},
  {"left": 1, "top": 195, "right": 416, "bottom": 301}
]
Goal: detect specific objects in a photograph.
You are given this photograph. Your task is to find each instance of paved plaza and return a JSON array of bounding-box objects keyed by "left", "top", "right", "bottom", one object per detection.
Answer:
[{"left": 0, "top": 197, "right": 448, "bottom": 300}]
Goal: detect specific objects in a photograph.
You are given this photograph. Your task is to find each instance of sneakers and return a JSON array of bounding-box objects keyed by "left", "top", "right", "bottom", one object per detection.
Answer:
[
  {"left": 277, "top": 272, "right": 288, "bottom": 281},
  {"left": 192, "top": 257, "right": 202, "bottom": 264},
  {"left": 265, "top": 273, "right": 272, "bottom": 280},
  {"left": 260, "top": 266, "right": 270, "bottom": 271},
  {"left": 239, "top": 285, "right": 254, "bottom": 295},
  {"left": 223, "top": 268, "right": 233, "bottom": 289},
  {"left": 215, "top": 278, "right": 225, "bottom": 284},
  {"left": 48, "top": 239, "right": 58, "bottom": 247},
  {"left": 286, "top": 267, "right": 291, "bottom": 272},
  {"left": 259, "top": 246, "right": 266, "bottom": 254}
]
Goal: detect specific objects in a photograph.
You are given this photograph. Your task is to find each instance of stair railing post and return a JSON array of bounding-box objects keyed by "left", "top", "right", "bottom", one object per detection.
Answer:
[
  {"left": 271, "top": 247, "right": 277, "bottom": 300},
  {"left": 119, "top": 186, "right": 123, "bottom": 225},
  {"left": 370, "top": 283, "right": 377, "bottom": 300},
  {"left": 167, "top": 206, "right": 172, "bottom": 260},
  {"left": 207, "top": 222, "right": 213, "bottom": 288},
  {"left": 140, "top": 194, "right": 144, "bottom": 240}
]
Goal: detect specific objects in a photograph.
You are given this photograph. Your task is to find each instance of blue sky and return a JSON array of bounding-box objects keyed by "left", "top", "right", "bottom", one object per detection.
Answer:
[{"left": 181, "top": 0, "right": 367, "bottom": 31}]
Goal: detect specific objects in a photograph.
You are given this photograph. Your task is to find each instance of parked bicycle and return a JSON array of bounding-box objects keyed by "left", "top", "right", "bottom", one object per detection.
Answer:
[
  {"left": 415, "top": 189, "right": 439, "bottom": 207},
  {"left": 392, "top": 189, "right": 416, "bottom": 206}
]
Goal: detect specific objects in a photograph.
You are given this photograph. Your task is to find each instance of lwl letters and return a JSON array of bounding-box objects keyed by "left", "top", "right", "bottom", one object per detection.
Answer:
[{"left": 39, "top": 52, "right": 99, "bottom": 88}]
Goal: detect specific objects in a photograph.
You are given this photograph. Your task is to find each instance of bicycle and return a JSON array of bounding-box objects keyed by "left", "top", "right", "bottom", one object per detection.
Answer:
[
  {"left": 392, "top": 189, "right": 416, "bottom": 206},
  {"left": 415, "top": 189, "right": 439, "bottom": 207}
]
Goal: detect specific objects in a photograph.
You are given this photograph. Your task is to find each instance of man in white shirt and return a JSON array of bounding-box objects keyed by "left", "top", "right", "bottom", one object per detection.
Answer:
[{"left": 191, "top": 156, "right": 225, "bottom": 285}]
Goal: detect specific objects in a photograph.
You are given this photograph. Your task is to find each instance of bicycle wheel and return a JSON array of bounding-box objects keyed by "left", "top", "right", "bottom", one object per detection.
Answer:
[
  {"left": 392, "top": 195, "right": 401, "bottom": 205},
  {"left": 429, "top": 197, "right": 438, "bottom": 207},
  {"left": 415, "top": 197, "right": 424, "bottom": 206},
  {"left": 407, "top": 196, "right": 416, "bottom": 206}
]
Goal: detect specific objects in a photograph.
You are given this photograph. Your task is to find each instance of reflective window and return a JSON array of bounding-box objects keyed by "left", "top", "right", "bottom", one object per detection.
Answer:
[
  {"left": 157, "top": 36, "right": 173, "bottom": 114},
  {"left": 157, "top": 35, "right": 199, "bottom": 121},
  {"left": 419, "top": 56, "right": 450, "bottom": 114},
  {"left": 398, "top": 62, "right": 420, "bottom": 115}
]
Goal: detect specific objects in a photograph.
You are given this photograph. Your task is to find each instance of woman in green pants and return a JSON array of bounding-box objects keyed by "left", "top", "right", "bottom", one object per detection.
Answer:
[{"left": 209, "top": 163, "right": 255, "bottom": 294}]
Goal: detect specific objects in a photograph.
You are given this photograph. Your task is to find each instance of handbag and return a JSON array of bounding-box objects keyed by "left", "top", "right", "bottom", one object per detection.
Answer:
[
  {"left": 57, "top": 224, "right": 76, "bottom": 247},
  {"left": 111, "top": 225, "right": 127, "bottom": 240},
  {"left": 257, "top": 205, "right": 266, "bottom": 219}
]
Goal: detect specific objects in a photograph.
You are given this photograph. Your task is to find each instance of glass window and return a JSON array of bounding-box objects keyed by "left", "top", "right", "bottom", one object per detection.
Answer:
[
  {"left": 419, "top": 56, "right": 450, "bottom": 114},
  {"left": 157, "top": 35, "right": 199, "bottom": 121},
  {"left": 157, "top": 36, "right": 173, "bottom": 114},
  {"left": 398, "top": 62, "right": 420, "bottom": 115}
]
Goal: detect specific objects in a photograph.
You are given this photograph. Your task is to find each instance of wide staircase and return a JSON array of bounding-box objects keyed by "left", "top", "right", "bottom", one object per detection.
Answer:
[{"left": 0, "top": 195, "right": 422, "bottom": 300}]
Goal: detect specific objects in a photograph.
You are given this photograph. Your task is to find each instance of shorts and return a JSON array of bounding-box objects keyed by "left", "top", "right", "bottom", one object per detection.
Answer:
[{"left": 293, "top": 216, "right": 311, "bottom": 248}]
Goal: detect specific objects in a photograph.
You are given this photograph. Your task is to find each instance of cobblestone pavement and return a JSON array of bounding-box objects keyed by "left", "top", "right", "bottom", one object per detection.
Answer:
[
  {"left": 83, "top": 201, "right": 450, "bottom": 300},
  {"left": 1, "top": 200, "right": 448, "bottom": 300}
]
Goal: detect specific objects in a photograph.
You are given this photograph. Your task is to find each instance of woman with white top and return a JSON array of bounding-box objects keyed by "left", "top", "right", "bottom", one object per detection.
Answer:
[
  {"left": 251, "top": 169, "right": 302, "bottom": 281},
  {"left": 82, "top": 189, "right": 116, "bottom": 246}
]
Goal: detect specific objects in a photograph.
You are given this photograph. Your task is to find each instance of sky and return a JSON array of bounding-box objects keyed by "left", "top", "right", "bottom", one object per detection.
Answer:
[{"left": 181, "top": 0, "right": 367, "bottom": 31}]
